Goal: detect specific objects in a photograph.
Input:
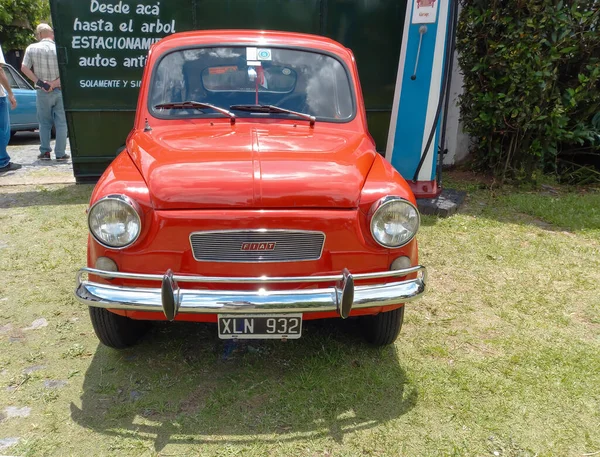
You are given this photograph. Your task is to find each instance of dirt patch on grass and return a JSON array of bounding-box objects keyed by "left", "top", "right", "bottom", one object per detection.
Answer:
[
  {"left": 178, "top": 380, "right": 219, "bottom": 415},
  {"left": 568, "top": 310, "right": 600, "bottom": 341},
  {"left": 238, "top": 392, "right": 271, "bottom": 414}
]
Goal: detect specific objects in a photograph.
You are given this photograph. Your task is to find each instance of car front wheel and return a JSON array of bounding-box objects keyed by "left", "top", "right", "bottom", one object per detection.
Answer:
[
  {"left": 89, "top": 307, "right": 149, "bottom": 349},
  {"left": 360, "top": 306, "right": 404, "bottom": 346}
]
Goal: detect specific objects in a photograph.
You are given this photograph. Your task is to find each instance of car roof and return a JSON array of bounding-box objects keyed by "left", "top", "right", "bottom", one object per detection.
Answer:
[{"left": 150, "top": 30, "right": 354, "bottom": 62}]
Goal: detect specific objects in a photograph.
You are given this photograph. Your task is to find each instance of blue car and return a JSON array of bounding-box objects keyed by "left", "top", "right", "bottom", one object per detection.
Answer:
[{"left": 1, "top": 63, "right": 38, "bottom": 139}]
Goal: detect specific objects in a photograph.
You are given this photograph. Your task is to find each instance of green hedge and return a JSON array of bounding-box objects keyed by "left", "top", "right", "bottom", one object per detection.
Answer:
[
  {"left": 457, "top": 0, "right": 600, "bottom": 182},
  {"left": 0, "top": 0, "right": 50, "bottom": 51}
]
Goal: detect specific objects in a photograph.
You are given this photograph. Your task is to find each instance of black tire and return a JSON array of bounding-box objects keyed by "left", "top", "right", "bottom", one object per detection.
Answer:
[
  {"left": 89, "top": 307, "right": 149, "bottom": 349},
  {"left": 361, "top": 306, "right": 405, "bottom": 346}
]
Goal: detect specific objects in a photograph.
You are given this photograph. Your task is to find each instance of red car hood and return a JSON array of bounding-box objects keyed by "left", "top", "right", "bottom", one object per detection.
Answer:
[{"left": 128, "top": 123, "right": 376, "bottom": 210}]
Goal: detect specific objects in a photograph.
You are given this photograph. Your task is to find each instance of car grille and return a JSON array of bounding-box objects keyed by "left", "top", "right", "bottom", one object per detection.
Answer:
[{"left": 189, "top": 230, "right": 325, "bottom": 263}]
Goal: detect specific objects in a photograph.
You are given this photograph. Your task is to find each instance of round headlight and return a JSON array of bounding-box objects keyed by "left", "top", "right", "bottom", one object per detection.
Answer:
[
  {"left": 370, "top": 197, "right": 420, "bottom": 248},
  {"left": 88, "top": 195, "right": 142, "bottom": 249}
]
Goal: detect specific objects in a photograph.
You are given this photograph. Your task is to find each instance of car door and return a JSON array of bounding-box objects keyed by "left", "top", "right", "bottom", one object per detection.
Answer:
[{"left": 2, "top": 64, "right": 38, "bottom": 130}]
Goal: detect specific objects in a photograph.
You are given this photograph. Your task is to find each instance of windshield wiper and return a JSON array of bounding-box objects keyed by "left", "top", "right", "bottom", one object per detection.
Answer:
[
  {"left": 230, "top": 104, "right": 315, "bottom": 127},
  {"left": 154, "top": 101, "right": 236, "bottom": 124}
]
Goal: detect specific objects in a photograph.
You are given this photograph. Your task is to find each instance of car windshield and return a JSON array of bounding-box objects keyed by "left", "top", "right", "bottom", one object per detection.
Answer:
[{"left": 149, "top": 46, "right": 355, "bottom": 122}]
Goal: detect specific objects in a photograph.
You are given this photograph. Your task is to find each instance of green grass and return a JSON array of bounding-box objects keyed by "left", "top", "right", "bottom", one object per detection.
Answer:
[{"left": 0, "top": 178, "right": 599, "bottom": 456}]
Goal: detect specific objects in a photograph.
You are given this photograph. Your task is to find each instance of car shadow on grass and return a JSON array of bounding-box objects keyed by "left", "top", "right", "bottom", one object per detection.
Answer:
[
  {"left": 70, "top": 318, "right": 417, "bottom": 451},
  {"left": 0, "top": 184, "right": 93, "bottom": 208}
]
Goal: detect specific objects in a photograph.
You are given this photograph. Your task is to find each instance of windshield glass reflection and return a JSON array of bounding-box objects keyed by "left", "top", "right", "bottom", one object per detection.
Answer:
[{"left": 150, "top": 47, "right": 355, "bottom": 122}]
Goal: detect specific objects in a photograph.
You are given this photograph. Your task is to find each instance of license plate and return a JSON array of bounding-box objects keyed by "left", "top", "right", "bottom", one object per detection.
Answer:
[{"left": 218, "top": 314, "right": 302, "bottom": 340}]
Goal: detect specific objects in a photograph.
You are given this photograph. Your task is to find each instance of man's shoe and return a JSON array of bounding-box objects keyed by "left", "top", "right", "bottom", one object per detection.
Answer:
[
  {"left": 56, "top": 154, "right": 70, "bottom": 161},
  {"left": 38, "top": 152, "right": 51, "bottom": 160},
  {"left": 0, "top": 162, "right": 23, "bottom": 172}
]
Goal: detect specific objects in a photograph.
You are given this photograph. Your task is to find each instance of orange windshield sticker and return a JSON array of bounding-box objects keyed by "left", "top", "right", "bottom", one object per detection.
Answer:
[{"left": 208, "top": 66, "right": 238, "bottom": 75}]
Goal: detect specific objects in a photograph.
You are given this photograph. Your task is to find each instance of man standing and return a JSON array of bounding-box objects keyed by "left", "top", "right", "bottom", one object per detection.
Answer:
[
  {"left": 21, "top": 23, "right": 69, "bottom": 161},
  {"left": 0, "top": 44, "right": 21, "bottom": 172}
]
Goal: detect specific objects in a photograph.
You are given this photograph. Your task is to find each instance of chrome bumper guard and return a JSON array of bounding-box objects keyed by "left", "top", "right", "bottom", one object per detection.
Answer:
[{"left": 75, "top": 266, "right": 427, "bottom": 321}]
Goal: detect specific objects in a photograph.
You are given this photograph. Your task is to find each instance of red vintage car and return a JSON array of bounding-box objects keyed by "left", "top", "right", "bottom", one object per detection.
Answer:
[{"left": 75, "top": 30, "right": 426, "bottom": 348}]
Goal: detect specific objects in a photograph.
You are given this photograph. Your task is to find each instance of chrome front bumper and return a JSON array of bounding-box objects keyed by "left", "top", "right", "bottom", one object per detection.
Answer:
[{"left": 75, "top": 266, "right": 427, "bottom": 320}]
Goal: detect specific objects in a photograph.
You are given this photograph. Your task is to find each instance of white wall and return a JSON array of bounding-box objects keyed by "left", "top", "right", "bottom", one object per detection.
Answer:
[
  {"left": 442, "top": 2, "right": 471, "bottom": 166},
  {"left": 442, "top": 48, "right": 471, "bottom": 165}
]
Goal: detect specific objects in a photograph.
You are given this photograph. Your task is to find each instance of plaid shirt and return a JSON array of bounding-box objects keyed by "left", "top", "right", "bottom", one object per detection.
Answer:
[{"left": 22, "top": 38, "right": 60, "bottom": 83}]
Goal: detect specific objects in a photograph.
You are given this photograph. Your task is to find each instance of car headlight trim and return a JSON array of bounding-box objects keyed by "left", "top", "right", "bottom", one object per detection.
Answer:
[
  {"left": 88, "top": 194, "right": 142, "bottom": 249},
  {"left": 369, "top": 196, "right": 420, "bottom": 248}
]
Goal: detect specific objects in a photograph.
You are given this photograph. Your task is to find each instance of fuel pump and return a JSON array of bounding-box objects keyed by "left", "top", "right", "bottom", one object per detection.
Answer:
[{"left": 385, "top": 0, "right": 459, "bottom": 199}]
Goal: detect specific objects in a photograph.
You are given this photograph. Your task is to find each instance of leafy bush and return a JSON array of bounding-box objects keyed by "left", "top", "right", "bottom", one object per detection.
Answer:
[
  {"left": 0, "top": 0, "right": 50, "bottom": 51},
  {"left": 457, "top": 0, "right": 600, "bottom": 182}
]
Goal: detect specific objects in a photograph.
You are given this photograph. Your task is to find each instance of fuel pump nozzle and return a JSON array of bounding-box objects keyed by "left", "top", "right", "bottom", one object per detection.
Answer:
[{"left": 410, "top": 25, "right": 428, "bottom": 81}]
